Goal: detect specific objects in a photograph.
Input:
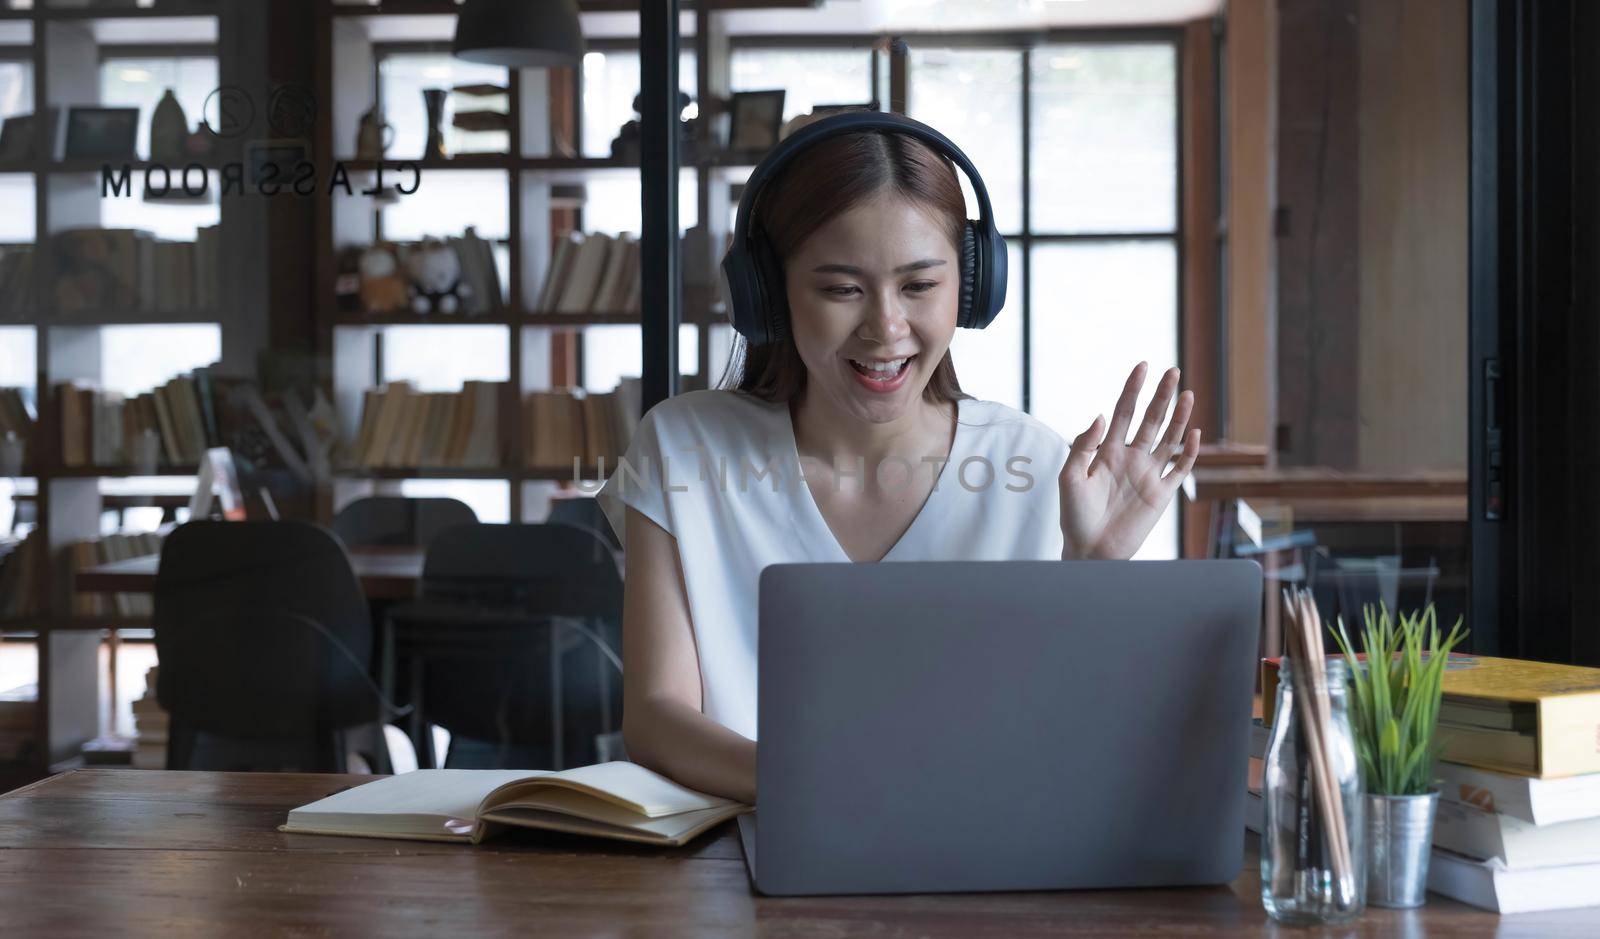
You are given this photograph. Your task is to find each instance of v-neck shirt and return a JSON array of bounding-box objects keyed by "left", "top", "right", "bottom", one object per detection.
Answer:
[{"left": 597, "top": 389, "right": 1070, "bottom": 741}]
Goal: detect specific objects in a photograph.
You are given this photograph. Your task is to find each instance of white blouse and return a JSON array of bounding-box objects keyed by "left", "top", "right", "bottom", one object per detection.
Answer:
[{"left": 597, "top": 389, "right": 1070, "bottom": 741}]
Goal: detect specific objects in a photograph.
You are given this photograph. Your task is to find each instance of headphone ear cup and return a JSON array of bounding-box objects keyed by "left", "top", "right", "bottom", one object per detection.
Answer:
[
  {"left": 957, "top": 222, "right": 980, "bottom": 329},
  {"left": 753, "top": 234, "right": 789, "bottom": 342}
]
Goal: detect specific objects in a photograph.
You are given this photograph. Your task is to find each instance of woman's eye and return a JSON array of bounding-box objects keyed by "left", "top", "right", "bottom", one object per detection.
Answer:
[
  {"left": 824, "top": 285, "right": 861, "bottom": 297},
  {"left": 905, "top": 281, "right": 937, "bottom": 294}
]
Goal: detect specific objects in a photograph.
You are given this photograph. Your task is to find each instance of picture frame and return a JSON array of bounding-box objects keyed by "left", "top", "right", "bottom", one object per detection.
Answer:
[
  {"left": 243, "top": 139, "right": 311, "bottom": 194},
  {"left": 727, "top": 89, "right": 786, "bottom": 153},
  {"left": 62, "top": 106, "right": 139, "bottom": 160},
  {"left": 0, "top": 114, "right": 35, "bottom": 164},
  {"left": 0, "top": 110, "right": 62, "bottom": 164}
]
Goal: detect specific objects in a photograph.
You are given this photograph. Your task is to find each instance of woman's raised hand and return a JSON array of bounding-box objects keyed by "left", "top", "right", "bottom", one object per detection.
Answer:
[{"left": 1058, "top": 362, "right": 1201, "bottom": 560}]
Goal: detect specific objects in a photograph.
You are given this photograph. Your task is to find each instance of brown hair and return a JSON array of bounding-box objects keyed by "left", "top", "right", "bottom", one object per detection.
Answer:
[{"left": 718, "top": 129, "right": 969, "bottom": 404}]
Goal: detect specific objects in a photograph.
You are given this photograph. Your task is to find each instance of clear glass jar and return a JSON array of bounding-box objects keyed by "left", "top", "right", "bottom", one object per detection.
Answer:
[{"left": 1262, "top": 658, "right": 1365, "bottom": 924}]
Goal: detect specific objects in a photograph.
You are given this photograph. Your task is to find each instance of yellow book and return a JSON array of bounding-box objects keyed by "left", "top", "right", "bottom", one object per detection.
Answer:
[{"left": 1262, "top": 654, "right": 1600, "bottom": 779}]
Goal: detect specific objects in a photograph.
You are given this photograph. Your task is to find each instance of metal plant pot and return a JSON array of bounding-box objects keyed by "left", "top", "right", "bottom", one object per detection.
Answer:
[{"left": 1366, "top": 790, "right": 1440, "bottom": 908}]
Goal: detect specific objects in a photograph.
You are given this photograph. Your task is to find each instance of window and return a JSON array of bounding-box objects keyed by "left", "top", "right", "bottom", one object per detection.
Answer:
[
  {"left": 905, "top": 39, "right": 1180, "bottom": 558},
  {"left": 909, "top": 48, "right": 1022, "bottom": 233}
]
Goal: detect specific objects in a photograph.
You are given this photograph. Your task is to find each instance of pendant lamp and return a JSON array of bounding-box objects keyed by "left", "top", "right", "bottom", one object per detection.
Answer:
[{"left": 453, "top": 0, "right": 586, "bottom": 68}]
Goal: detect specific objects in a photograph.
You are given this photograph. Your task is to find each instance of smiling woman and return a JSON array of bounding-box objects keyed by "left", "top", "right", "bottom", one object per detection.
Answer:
[{"left": 595, "top": 113, "right": 1200, "bottom": 806}]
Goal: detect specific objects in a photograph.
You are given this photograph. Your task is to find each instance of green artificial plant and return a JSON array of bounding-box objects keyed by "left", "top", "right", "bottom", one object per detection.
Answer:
[{"left": 1330, "top": 604, "right": 1469, "bottom": 797}]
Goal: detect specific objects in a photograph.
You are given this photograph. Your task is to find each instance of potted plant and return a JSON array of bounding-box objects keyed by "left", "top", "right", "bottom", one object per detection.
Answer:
[{"left": 1331, "top": 604, "right": 1468, "bottom": 908}]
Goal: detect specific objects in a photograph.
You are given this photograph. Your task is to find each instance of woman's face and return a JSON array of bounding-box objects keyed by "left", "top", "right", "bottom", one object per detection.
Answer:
[{"left": 784, "top": 193, "right": 960, "bottom": 425}]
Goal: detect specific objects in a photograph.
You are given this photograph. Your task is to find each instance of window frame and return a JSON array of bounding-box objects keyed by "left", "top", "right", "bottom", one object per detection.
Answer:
[{"left": 728, "top": 28, "right": 1183, "bottom": 415}]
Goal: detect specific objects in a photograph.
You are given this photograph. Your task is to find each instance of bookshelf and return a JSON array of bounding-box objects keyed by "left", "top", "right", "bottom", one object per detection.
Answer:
[
  {"left": 313, "top": 0, "right": 759, "bottom": 524},
  {"left": 0, "top": 2, "right": 238, "bottom": 779}
]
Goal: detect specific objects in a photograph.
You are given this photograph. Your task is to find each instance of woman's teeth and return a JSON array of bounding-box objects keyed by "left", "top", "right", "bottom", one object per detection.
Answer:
[{"left": 848, "top": 357, "right": 912, "bottom": 380}]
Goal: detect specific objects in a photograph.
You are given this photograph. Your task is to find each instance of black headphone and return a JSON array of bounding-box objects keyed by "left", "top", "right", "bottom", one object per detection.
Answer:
[{"left": 720, "top": 111, "right": 1008, "bottom": 346}]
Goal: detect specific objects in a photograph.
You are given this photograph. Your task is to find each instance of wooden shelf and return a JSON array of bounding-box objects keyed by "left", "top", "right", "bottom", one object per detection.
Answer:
[
  {"left": 332, "top": 312, "right": 515, "bottom": 327},
  {"left": 50, "top": 466, "right": 197, "bottom": 478},
  {"left": 524, "top": 311, "right": 641, "bottom": 326},
  {"left": 29, "top": 4, "right": 219, "bottom": 21},
  {"left": 38, "top": 310, "right": 222, "bottom": 327}
]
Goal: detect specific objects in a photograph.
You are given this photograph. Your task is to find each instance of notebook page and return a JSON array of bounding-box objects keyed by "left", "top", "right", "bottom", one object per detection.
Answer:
[
  {"left": 287, "top": 770, "right": 545, "bottom": 836},
  {"left": 502, "top": 762, "right": 738, "bottom": 817}
]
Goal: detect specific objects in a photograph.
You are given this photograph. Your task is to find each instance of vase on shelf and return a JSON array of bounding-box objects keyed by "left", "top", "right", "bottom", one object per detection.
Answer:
[
  {"left": 422, "top": 88, "right": 447, "bottom": 160},
  {"left": 149, "top": 88, "right": 189, "bottom": 164}
]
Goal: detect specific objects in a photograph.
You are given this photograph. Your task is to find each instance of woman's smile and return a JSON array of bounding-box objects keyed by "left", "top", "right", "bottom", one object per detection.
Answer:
[{"left": 846, "top": 354, "right": 917, "bottom": 393}]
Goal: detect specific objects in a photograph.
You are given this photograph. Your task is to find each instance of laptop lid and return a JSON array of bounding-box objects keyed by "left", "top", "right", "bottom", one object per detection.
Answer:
[{"left": 752, "top": 559, "right": 1261, "bottom": 896}]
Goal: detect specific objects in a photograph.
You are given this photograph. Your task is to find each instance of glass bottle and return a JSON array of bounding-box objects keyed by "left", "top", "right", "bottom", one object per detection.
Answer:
[{"left": 1261, "top": 657, "right": 1365, "bottom": 924}]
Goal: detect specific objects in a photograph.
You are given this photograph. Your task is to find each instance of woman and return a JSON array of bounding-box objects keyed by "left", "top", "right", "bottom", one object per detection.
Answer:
[{"left": 598, "top": 116, "right": 1200, "bottom": 805}]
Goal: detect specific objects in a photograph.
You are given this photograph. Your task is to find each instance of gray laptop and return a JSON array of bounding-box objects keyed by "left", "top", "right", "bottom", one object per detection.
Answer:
[{"left": 739, "top": 559, "right": 1261, "bottom": 896}]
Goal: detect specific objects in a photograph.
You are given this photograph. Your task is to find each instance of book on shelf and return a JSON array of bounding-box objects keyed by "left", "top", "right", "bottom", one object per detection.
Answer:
[
  {"left": 0, "top": 531, "right": 42, "bottom": 618},
  {"left": 447, "top": 227, "right": 503, "bottom": 316},
  {"left": 523, "top": 379, "right": 639, "bottom": 471},
  {"left": 534, "top": 231, "right": 641, "bottom": 315},
  {"left": 281, "top": 761, "right": 747, "bottom": 847},
  {"left": 1261, "top": 653, "right": 1600, "bottom": 778},
  {"left": 48, "top": 227, "right": 218, "bottom": 315},
  {"left": 130, "top": 666, "right": 166, "bottom": 770},
  {"left": 346, "top": 381, "right": 510, "bottom": 470},
  {"left": 0, "top": 246, "right": 33, "bottom": 314},
  {"left": 55, "top": 364, "right": 225, "bottom": 469}
]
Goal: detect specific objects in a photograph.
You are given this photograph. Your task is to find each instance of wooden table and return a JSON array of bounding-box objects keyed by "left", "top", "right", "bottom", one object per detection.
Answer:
[
  {"left": 75, "top": 547, "right": 426, "bottom": 601},
  {"left": 3, "top": 770, "right": 1593, "bottom": 935}
]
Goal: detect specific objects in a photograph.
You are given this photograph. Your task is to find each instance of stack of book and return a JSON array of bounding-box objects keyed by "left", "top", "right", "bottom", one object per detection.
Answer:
[
  {"left": 56, "top": 364, "right": 225, "bottom": 468},
  {"left": 66, "top": 530, "right": 163, "bottom": 618},
  {"left": 0, "top": 530, "right": 41, "bottom": 618},
  {"left": 533, "top": 231, "right": 641, "bottom": 315},
  {"left": 523, "top": 379, "right": 640, "bottom": 471},
  {"left": 1248, "top": 653, "right": 1600, "bottom": 914},
  {"left": 48, "top": 227, "right": 219, "bottom": 314},
  {"left": 130, "top": 666, "right": 167, "bottom": 770},
  {"left": 346, "top": 380, "right": 509, "bottom": 470},
  {"left": 0, "top": 386, "right": 33, "bottom": 450},
  {"left": 0, "top": 683, "right": 35, "bottom": 765},
  {"left": 0, "top": 246, "right": 32, "bottom": 313}
]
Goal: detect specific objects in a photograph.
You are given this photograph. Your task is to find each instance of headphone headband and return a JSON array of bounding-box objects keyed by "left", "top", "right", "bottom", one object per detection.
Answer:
[
  {"left": 721, "top": 111, "right": 1009, "bottom": 345},
  {"left": 728, "top": 111, "right": 998, "bottom": 254}
]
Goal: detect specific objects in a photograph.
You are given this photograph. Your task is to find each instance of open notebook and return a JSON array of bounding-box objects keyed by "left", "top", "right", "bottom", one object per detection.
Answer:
[{"left": 280, "top": 762, "right": 748, "bottom": 847}]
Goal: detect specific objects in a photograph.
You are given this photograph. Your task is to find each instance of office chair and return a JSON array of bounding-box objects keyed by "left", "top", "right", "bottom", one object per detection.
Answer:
[
  {"left": 547, "top": 496, "right": 621, "bottom": 551},
  {"left": 386, "top": 523, "right": 623, "bottom": 770},
  {"left": 331, "top": 495, "right": 478, "bottom": 549},
  {"left": 154, "top": 520, "right": 402, "bottom": 772}
]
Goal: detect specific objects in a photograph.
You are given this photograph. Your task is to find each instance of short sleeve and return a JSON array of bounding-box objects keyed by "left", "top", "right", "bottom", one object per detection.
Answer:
[{"left": 597, "top": 407, "right": 673, "bottom": 552}]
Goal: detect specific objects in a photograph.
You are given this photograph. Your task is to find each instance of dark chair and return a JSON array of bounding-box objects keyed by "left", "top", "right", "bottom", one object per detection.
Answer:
[
  {"left": 154, "top": 520, "right": 401, "bottom": 772},
  {"left": 547, "top": 496, "right": 621, "bottom": 551},
  {"left": 386, "top": 523, "right": 623, "bottom": 770},
  {"left": 332, "top": 496, "right": 478, "bottom": 549}
]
